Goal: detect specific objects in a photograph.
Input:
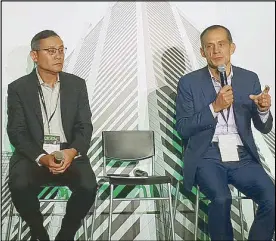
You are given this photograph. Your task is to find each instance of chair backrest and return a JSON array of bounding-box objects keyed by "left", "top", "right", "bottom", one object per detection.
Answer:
[{"left": 102, "top": 130, "right": 155, "bottom": 161}]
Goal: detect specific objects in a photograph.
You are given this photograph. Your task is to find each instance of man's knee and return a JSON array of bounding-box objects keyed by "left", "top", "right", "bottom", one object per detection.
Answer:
[
  {"left": 79, "top": 181, "right": 97, "bottom": 196},
  {"left": 261, "top": 196, "right": 275, "bottom": 215},
  {"left": 212, "top": 195, "right": 232, "bottom": 208}
]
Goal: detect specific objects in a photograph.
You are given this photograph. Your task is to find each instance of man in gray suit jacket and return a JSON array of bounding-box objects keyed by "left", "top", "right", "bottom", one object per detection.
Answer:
[
  {"left": 7, "top": 30, "right": 97, "bottom": 240},
  {"left": 176, "top": 25, "right": 274, "bottom": 240}
]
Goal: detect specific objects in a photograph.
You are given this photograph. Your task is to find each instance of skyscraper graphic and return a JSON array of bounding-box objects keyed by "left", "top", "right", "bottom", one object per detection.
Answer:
[
  {"left": 262, "top": 128, "right": 275, "bottom": 158},
  {"left": 1, "top": 2, "right": 275, "bottom": 240}
]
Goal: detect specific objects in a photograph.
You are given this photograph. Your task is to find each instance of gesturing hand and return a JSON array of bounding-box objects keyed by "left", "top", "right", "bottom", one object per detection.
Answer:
[{"left": 249, "top": 85, "right": 271, "bottom": 112}]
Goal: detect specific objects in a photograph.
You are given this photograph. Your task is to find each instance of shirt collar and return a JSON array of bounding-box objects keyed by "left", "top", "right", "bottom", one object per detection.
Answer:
[
  {"left": 208, "top": 65, "right": 233, "bottom": 82},
  {"left": 36, "top": 68, "right": 60, "bottom": 86}
]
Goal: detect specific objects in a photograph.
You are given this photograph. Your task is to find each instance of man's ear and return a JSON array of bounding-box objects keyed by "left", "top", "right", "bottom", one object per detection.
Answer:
[
  {"left": 230, "top": 43, "right": 236, "bottom": 55},
  {"left": 200, "top": 47, "right": 206, "bottom": 58},
  {"left": 30, "top": 51, "right": 38, "bottom": 63}
]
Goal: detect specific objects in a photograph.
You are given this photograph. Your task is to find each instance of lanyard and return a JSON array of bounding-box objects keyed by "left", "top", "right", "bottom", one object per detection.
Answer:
[
  {"left": 220, "top": 106, "right": 231, "bottom": 132},
  {"left": 37, "top": 83, "right": 60, "bottom": 133}
]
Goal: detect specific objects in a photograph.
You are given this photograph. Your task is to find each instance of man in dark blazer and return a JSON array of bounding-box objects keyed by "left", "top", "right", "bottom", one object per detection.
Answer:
[
  {"left": 7, "top": 30, "right": 97, "bottom": 240},
  {"left": 176, "top": 25, "right": 274, "bottom": 240}
]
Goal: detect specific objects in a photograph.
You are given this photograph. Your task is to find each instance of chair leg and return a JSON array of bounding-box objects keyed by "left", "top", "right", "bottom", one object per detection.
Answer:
[
  {"left": 194, "top": 186, "right": 200, "bottom": 241},
  {"left": 169, "top": 181, "right": 179, "bottom": 241},
  {"left": 18, "top": 215, "right": 22, "bottom": 241},
  {"left": 90, "top": 189, "right": 99, "bottom": 241},
  {"left": 168, "top": 183, "right": 176, "bottom": 241},
  {"left": 82, "top": 217, "right": 88, "bottom": 241},
  {"left": 203, "top": 212, "right": 207, "bottom": 241},
  {"left": 237, "top": 191, "right": 245, "bottom": 241},
  {"left": 108, "top": 184, "right": 114, "bottom": 241},
  {"left": 173, "top": 181, "right": 180, "bottom": 218},
  {"left": 159, "top": 184, "right": 166, "bottom": 239},
  {"left": 6, "top": 202, "right": 14, "bottom": 241}
]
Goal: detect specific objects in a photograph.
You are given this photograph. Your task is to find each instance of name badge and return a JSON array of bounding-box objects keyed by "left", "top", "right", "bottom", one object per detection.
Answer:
[
  {"left": 43, "top": 134, "right": 60, "bottom": 154},
  {"left": 218, "top": 135, "right": 239, "bottom": 162}
]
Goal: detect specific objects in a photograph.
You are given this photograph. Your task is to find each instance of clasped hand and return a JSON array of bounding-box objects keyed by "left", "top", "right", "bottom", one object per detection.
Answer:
[{"left": 39, "top": 148, "right": 77, "bottom": 174}]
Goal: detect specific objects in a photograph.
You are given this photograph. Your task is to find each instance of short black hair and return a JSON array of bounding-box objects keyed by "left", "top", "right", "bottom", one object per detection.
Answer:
[
  {"left": 31, "top": 30, "right": 59, "bottom": 50},
  {"left": 200, "top": 25, "right": 233, "bottom": 47}
]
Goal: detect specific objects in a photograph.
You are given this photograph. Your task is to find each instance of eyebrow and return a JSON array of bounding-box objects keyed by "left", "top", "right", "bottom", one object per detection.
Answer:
[
  {"left": 205, "top": 40, "right": 227, "bottom": 45},
  {"left": 44, "top": 44, "right": 64, "bottom": 48}
]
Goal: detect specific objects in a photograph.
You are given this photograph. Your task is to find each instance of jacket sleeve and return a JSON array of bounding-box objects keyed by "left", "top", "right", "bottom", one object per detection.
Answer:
[
  {"left": 7, "top": 83, "right": 46, "bottom": 161},
  {"left": 68, "top": 79, "right": 93, "bottom": 156},
  {"left": 175, "top": 76, "right": 217, "bottom": 139},
  {"left": 251, "top": 74, "right": 273, "bottom": 134}
]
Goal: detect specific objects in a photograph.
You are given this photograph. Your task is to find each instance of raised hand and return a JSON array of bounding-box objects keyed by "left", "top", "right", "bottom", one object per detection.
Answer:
[{"left": 249, "top": 85, "right": 271, "bottom": 112}]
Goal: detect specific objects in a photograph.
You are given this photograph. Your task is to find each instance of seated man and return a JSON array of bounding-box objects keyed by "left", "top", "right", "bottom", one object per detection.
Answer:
[
  {"left": 175, "top": 25, "right": 275, "bottom": 240},
  {"left": 7, "top": 30, "right": 97, "bottom": 241}
]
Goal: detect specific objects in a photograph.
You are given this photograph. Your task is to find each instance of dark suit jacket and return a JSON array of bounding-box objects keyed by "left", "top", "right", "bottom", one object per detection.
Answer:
[
  {"left": 7, "top": 69, "right": 93, "bottom": 169},
  {"left": 175, "top": 66, "right": 273, "bottom": 191}
]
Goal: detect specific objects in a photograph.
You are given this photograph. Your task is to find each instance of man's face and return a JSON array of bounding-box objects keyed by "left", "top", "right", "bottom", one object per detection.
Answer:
[
  {"left": 30, "top": 36, "right": 65, "bottom": 73},
  {"left": 200, "top": 28, "right": 236, "bottom": 69}
]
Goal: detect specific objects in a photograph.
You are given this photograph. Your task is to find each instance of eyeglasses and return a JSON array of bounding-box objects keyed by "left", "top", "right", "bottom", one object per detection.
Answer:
[{"left": 35, "top": 47, "right": 67, "bottom": 56}]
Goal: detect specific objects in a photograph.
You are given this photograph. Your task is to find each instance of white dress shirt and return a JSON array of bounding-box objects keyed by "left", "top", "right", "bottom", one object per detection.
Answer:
[{"left": 35, "top": 68, "right": 67, "bottom": 165}]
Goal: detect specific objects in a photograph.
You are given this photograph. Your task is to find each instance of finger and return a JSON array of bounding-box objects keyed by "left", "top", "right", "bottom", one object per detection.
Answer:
[
  {"left": 249, "top": 94, "right": 261, "bottom": 100},
  {"left": 263, "top": 85, "right": 270, "bottom": 94},
  {"left": 225, "top": 103, "right": 232, "bottom": 109},
  {"left": 52, "top": 164, "right": 70, "bottom": 174},
  {"left": 51, "top": 167, "right": 65, "bottom": 173},
  {"left": 261, "top": 93, "right": 271, "bottom": 102},
  {"left": 52, "top": 171, "right": 63, "bottom": 175},
  {"left": 260, "top": 96, "right": 271, "bottom": 105},
  {"left": 50, "top": 161, "right": 64, "bottom": 168},
  {"left": 223, "top": 91, "right": 233, "bottom": 97},
  {"left": 224, "top": 95, "right": 233, "bottom": 101},
  {"left": 50, "top": 165, "right": 66, "bottom": 174},
  {"left": 51, "top": 162, "right": 66, "bottom": 172},
  {"left": 260, "top": 100, "right": 270, "bottom": 107},
  {"left": 63, "top": 163, "right": 71, "bottom": 172},
  {"left": 221, "top": 85, "right": 232, "bottom": 93},
  {"left": 224, "top": 93, "right": 234, "bottom": 100},
  {"left": 225, "top": 100, "right": 234, "bottom": 105},
  {"left": 49, "top": 168, "right": 61, "bottom": 174}
]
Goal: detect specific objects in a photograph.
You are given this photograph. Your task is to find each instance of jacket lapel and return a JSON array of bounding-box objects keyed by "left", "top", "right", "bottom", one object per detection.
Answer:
[
  {"left": 200, "top": 66, "right": 217, "bottom": 103},
  {"left": 59, "top": 72, "right": 69, "bottom": 137},
  {"left": 231, "top": 66, "right": 243, "bottom": 130},
  {"left": 27, "top": 70, "right": 44, "bottom": 131}
]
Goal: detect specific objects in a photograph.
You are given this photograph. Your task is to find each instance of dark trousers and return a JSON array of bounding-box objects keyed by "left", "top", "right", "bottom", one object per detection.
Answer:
[
  {"left": 195, "top": 143, "right": 275, "bottom": 241},
  {"left": 8, "top": 155, "right": 97, "bottom": 240}
]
